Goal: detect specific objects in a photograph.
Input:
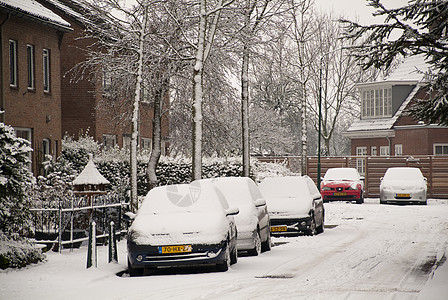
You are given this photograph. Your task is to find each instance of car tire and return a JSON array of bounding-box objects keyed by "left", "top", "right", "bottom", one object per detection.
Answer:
[
  {"left": 217, "top": 246, "right": 231, "bottom": 272},
  {"left": 380, "top": 199, "right": 387, "bottom": 205},
  {"left": 230, "top": 244, "right": 238, "bottom": 265},
  {"left": 306, "top": 217, "right": 317, "bottom": 236},
  {"left": 248, "top": 231, "right": 262, "bottom": 256},
  {"left": 356, "top": 192, "right": 364, "bottom": 204},
  {"left": 128, "top": 258, "right": 144, "bottom": 277},
  {"left": 316, "top": 216, "right": 324, "bottom": 234},
  {"left": 261, "top": 232, "right": 272, "bottom": 252}
]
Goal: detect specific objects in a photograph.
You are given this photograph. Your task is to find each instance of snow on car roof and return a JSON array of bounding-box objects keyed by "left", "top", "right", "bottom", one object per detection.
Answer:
[
  {"left": 384, "top": 167, "right": 423, "bottom": 180},
  {"left": 258, "top": 176, "right": 310, "bottom": 199},
  {"left": 324, "top": 168, "right": 359, "bottom": 181},
  {"left": 138, "top": 182, "right": 227, "bottom": 215}
]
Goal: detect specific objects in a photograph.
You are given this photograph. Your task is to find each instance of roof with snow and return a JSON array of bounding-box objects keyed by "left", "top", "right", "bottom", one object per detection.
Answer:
[
  {"left": 346, "top": 55, "right": 430, "bottom": 135},
  {"left": 73, "top": 157, "right": 110, "bottom": 186},
  {"left": 43, "top": 0, "right": 90, "bottom": 25},
  {"left": 0, "top": 0, "right": 72, "bottom": 31}
]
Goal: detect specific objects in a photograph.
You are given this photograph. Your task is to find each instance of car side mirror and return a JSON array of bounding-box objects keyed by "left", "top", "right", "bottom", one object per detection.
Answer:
[
  {"left": 225, "top": 207, "right": 239, "bottom": 216},
  {"left": 313, "top": 194, "right": 322, "bottom": 201},
  {"left": 255, "top": 198, "right": 266, "bottom": 207},
  {"left": 123, "top": 211, "right": 136, "bottom": 221},
  {"left": 360, "top": 176, "right": 365, "bottom": 181},
  {"left": 380, "top": 177, "right": 383, "bottom": 181},
  {"left": 424, "top": 177, "right": 427, "bottom": 181}
]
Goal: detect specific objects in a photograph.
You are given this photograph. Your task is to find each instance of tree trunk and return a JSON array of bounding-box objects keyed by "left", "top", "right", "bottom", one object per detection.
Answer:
[
  {"left": 130, "top": 5, "right": 148, "bottom": 213},
  {"left": 146, "top": 77, "right": 167, "bottom": 191},
  {"left": 301, "top": 86, "right": 307, "bottom": 175}
]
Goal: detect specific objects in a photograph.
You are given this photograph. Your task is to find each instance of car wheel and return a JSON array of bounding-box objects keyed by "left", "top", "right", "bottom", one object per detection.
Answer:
[
  {"left": 316, "top": 215, "right": 324, "bottom": 234},
  {"left": 261, "top": 232, "right": 272, "bottom": 252},
  {"left": 128, "top": 258, "right": 144, "bottom": 277},
  {"left": 356, "top": 192, "right": 364, "bottom": 204},
  {"left": 248, "top": 231, "right": 262, "bottom": 256},
  {"left": 306, "top": 217, "right": 317, "bottom": 236},
  {"left": 380, "top": 199, "right": 387, "bottom": 205},
  {"left": 230, "top": 244, "right": 238, "bottom": 265},
  {"left": 217, "top": 246, "right": 230, "bottom": 272}
]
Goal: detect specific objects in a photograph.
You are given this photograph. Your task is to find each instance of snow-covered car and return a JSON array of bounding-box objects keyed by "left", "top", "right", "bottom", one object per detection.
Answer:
[
  {"left": 126, "top": 181, "right": 239, "bottom": 276},
  {"left": 320, "top": 167, "right": 364, "bottom": 204},
  {"left": 258, "top": 176, "right": 324, "bottom": 236},
  {"left": 380, "top": 167, "right": 427, "bottom": 205},
  {"left": 197, "top": 177, "right": 271, "bottom": 256}
]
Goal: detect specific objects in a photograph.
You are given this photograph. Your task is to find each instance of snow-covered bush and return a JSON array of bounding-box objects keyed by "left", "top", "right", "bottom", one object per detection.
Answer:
[
  {"left": 0, "top": 231, "right": 45, "bottom": 269},
  {"left": 0, "top": 123, "right": 34, "bottom": 235},
  {"left": 252, "top": 159, "right": 295, "bottom": 183},
  {"left": 60, "top": 132, "right": 100, "bottom": 173}
]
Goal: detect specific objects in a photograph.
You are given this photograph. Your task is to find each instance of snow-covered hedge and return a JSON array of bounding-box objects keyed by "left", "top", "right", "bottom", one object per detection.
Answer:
[{"left": 0, "top": 232, "right": 45, "bottom": 269}]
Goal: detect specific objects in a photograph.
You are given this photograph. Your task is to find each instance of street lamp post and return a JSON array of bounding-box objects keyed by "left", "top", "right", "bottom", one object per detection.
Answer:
[{"left": 317, "top": 57, "right": 323, "bottom": 189}]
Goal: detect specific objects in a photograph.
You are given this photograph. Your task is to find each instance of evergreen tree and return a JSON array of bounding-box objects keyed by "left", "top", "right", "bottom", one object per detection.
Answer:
[
  {"left": 341, "top": 0, "right": 448, "bottom": 125},
  {"left": 0, "top": 123, "right": 34, "bottom": 234}
]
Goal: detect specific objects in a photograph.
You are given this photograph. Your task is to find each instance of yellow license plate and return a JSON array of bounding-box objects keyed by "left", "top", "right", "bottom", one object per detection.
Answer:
[
  {"left": 158, "top": 245, "right": 192, "bottom": 254},
  {"left": 396, "top": 193, "right": 410, "bottom": 198},
  {"left": 271, "top": 226, "right": 287, "bottom": 232},
  {"left": 334, "top": 192, "right": 347, "bottom": 196}
]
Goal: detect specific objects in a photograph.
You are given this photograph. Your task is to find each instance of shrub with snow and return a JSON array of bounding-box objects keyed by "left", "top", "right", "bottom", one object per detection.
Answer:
[{"left": 0, "top": 231, "right": 45, "bottom": 269}]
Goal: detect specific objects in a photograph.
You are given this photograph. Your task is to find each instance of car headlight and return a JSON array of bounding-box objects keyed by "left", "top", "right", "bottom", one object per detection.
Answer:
[{"left": 322, "top": 186, "right": 332, "bottom": 191}]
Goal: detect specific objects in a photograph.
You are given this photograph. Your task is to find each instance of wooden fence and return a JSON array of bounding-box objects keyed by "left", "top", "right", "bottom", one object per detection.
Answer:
[{"left": 255, "top": 155, "right": 448, "bottom": 199}]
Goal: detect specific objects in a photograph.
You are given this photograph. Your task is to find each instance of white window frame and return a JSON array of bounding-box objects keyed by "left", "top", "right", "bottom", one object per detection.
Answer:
[
  {"left": 380, "top": 146, "right": 390, "bottom": 156},
  {"left": 27, "top": 44, "right": 35, "bottom": 90},
  {"left": 434, "top": 144, "right": 448, "bottom": 156},
  {"left": 361, "top": 86, "right": 392, "bottom": 119},
  {"left": 123, "top": 135, "right": 131, "bottom": 149},
  {"left": 394, "top": 144, "right": 403, "bottom": 156},
  {"left": 42, "top": 139, "right": 51, "bottom": 157},
  {"left": 371, "top": 146, "right": 377, "bottom": 156},
  {"left": 103, "top": 134, "right": 116, "bottom": 148},
  {"left": 356, "top": 147, "right": 367, "bottom": 175},
  {"left": 43, "top": 49, "right": 50, "bottom": 92},
  {"left": 9, "top": 40, "right": 17, "bottom": 87},
  {"left": 141, "top": 137, "right": 152, "bottom": 150},
  {"left": 14, "top": 127, "right": 32, "bottom": 171}
]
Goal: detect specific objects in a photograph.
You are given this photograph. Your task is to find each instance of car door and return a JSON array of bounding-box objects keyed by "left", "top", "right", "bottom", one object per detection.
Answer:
[
  {"left": 249, "top": 181, "right": 270, "bottom": 240},
  {"left": 306, "top": 177, "right": 324, "bottom": 225}
]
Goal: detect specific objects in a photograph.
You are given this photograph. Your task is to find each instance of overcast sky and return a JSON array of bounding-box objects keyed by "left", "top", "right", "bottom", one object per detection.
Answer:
[{"left": 314, "top": 0, "right": 409, "bottom": 24}]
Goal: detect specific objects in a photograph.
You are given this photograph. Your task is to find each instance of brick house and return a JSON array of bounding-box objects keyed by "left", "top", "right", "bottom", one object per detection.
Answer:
[
  {"left": 344, "top": 55, "right": 448, "bottom": 174},
  {"left": 0, "top": 0, "right": 72, "bottom": 175},
  {"left": 40, "top": 0, "right": 169, "bottom": 152},
  {"left": 1, "top": 0, "right": 169, "bottom": 176}
]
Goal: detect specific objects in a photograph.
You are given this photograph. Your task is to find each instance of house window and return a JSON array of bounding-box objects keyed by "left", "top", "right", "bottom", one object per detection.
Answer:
[
  {"left": 361, "top": 87, "right": 392, "bottom": 118},
  {"left": 371, "top": 146, "right": 377, "bottom": 156},
  {"left": 103, "top": 134, "right": 116, "bottom": 148},
  {"left": 102, "top": 70, "right": 112, "bottom": 95},
  {"left": 9, "top": 40, "right": 17, "bottom": 87},
  {"left": 141, "top": 137, "right": 152, "bottom": 150},
  {"left": 42, "top": 139, "right": 51, "bottom": 157},
  {"left": 14, "top": 127, "right": 32, "bottom": 171},
  {"left": 356, "top": 147, "right": 367, "bottom": 175},
  {"left": 43, "top": 49, "right": 50, "bottom": 92},
  {"left": 434, "top": 144, "right": 448, "bottom": 156},
  {"left": 395, "top": 144, "right": 402, "bottom": 156},
  {"left": 123, "top": 135, "right": 131, "bottom": 149},
  {"left": 141, "top": 85, "right": 151, "bottom": 103},
  {"left": 380, "top": 146, "right": 390, "bottom": 156},
  {"left": 27, "top": 44, "right": 35, "bottom": 90}
]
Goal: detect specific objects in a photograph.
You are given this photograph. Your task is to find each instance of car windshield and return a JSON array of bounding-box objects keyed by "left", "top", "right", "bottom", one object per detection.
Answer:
[
  {"left": 324, "top": 168, "right": 359, "bottom": 181},
  {"left": 138, "top": 182, "right": 225, "bottom": 215},
  {"left": 259, "top": 177, "right": 311, "bottom": 199},
  {"left": 384, "top": 168, "right": 423, "bottom": 180}
]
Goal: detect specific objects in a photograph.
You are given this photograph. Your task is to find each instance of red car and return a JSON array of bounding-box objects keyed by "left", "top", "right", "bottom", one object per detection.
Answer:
[{"left": 320, "top": 168, "right": 364, "bottom": 204}]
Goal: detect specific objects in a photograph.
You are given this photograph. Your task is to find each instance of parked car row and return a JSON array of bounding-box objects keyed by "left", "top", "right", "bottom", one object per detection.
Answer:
[
  {"left": 320, "top": 167, "right": 427, "bottom": 205},
  {"left": 125, "top": 175, "right": 325, "bottom": 276}
]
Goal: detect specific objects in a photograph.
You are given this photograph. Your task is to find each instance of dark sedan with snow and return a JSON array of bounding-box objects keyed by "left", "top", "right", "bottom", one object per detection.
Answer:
[{"left": 127, "top": 181, "right": 239, "bottom": 276}]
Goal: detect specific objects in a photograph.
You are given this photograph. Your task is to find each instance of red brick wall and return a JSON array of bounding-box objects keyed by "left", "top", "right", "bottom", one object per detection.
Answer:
[{"left": 2, "top": 13, "right": 62, "bottom": 174}]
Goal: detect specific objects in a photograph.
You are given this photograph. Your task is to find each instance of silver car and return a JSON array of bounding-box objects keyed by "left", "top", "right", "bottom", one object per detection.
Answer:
[
  {"left": 380, "top": 167, "right": 427, "bottom": 205},
  {"left": 196, "top": 177, "right": 271, "bottom": 256}
]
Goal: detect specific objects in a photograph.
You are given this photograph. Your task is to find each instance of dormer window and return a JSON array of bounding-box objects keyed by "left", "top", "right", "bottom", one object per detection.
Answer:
[{"left": 361, "top": 87, "right": 392, "bottom": 119}]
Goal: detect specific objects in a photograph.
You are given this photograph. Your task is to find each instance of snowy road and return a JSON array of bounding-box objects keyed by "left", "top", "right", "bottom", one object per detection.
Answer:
[{"left": 1, "top": 199, "right": 447, "bottom": 300}]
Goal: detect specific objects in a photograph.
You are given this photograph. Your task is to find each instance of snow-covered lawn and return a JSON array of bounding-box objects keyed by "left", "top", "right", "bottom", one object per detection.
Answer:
[{"left": 1, "top": 198, "right": 447, "bottom": 300}]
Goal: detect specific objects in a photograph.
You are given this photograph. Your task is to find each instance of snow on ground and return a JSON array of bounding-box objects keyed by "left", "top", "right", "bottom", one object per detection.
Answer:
[{"left": 1, "top": 198, "right": 447, "bottom": 300}]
